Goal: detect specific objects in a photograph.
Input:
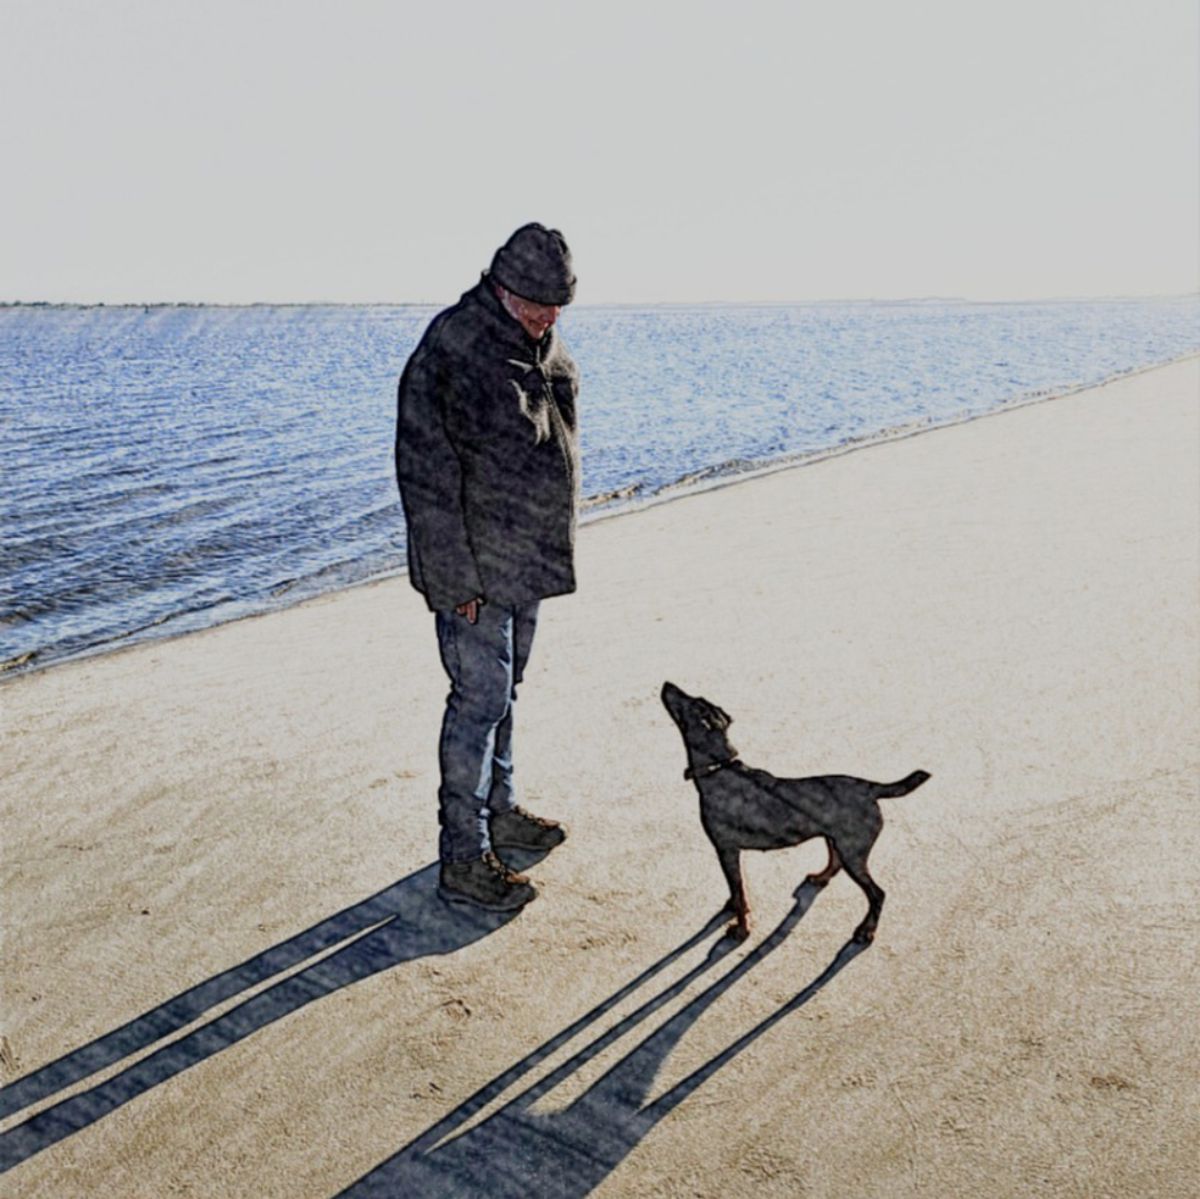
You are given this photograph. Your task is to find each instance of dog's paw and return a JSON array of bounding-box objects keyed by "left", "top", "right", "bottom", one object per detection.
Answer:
[
  {"left": 852, "top": 924, "right": 877, "bottom": 945},
  {"left": 724, "top": 921, "right": 751, "bottom": 942},
  {"left": 803, "top": 873, "right": 832, "bottom": 889}
]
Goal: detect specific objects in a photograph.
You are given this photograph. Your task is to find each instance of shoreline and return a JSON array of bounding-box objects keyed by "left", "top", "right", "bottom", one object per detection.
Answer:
[
  {"left": 5, "top": 350, "right": 1197, "bottom": 685},
  {"left": 582, "top": 348, "right": 1200, "bottom": 519}
]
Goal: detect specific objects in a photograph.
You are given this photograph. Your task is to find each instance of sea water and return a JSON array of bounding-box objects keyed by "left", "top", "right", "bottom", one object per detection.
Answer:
[{"left": 2, "top": 297, "right": 1197, "bottom": 674}]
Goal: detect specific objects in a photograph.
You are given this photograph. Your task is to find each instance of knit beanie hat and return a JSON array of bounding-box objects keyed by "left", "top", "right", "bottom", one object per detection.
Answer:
[{"left": 489, "top": 223, "right": 576, "bottom": 305}]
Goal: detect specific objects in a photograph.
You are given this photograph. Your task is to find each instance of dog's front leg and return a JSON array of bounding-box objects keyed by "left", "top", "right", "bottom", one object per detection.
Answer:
[{"left": 717, "top": 847, "right": 751, "bottom": 941}]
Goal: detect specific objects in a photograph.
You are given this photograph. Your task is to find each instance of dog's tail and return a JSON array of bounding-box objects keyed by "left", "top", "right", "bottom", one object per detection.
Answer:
[{"left": 871, "top": 770, "right": 931, "bottom": 800}]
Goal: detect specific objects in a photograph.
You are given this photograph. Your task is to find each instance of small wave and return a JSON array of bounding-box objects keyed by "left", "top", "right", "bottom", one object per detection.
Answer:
[
  {"left": 269, "top": 576, "right": 302, "bottom": 598},
  {"left": 580, "top": 482, "right": 645, "bottom": 510},
  {"left": 324, "top": 500, "right": 405, "bottom": 542},
  {"left": 265, "top": 548, "right": 403, "bottom": 599},
  {"left": 156, "top": 495, "right": 242, "bottom": 526},
  {"left": 659, "top": 458, "right": 766, "bottom": 491}
]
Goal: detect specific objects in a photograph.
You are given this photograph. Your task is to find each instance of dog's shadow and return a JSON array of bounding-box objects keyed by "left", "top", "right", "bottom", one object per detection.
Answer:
[
  {"left": 2, "top": 871, "right": 866, "bottom": 1190},
  {"left": 0, "top": 857, "right": 540, "bottom": 1171},
  {"left": 339, "top": 882, "right": 866, "bottom": 1199}
]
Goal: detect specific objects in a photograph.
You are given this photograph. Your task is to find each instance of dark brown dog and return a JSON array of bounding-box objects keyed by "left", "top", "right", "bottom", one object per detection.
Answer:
[{"left": 661, "top": 681, "right": 929, "bottom": 944}]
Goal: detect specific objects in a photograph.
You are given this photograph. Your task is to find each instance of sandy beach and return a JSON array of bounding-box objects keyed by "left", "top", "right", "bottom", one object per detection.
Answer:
[{"left": 2, "top": 356, "right": 1197, "bottom": 1197}]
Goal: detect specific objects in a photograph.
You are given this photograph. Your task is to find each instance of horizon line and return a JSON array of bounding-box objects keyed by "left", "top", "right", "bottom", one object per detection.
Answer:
[{"left": 3, "top": 291, "right": 1198, "bottom": 311}]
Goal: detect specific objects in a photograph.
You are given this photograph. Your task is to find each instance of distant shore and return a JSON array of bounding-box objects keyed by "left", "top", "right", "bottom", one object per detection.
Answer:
[{"left": 3, "top": 292, "right": 1198, "bottom": 309}]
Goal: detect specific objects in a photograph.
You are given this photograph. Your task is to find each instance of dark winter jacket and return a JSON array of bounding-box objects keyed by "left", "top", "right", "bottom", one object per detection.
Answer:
[{"left": 395, "top": 277, "right": 581, "bottom": 611}]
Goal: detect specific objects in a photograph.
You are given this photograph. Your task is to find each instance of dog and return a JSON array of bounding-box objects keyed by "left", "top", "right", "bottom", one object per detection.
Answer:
[{"left": 661, "top": 681, "right": 929, "bottom": 944}]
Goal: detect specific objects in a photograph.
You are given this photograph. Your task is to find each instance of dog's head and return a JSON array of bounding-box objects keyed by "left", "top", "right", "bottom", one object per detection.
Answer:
[{"left": 661, "top": 681, "right": 738, "bottom": 762}]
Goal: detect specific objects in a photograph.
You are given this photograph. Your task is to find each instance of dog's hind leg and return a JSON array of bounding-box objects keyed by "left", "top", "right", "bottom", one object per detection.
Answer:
[
  {"left": 805, "top": 840, "right": 842, "bottom": 887},
  {"left": 716, "top": 847, "right": 751, "bottom": 941},
  {"left": 839, "top": 851, "right": 885, "bottom": 944}
]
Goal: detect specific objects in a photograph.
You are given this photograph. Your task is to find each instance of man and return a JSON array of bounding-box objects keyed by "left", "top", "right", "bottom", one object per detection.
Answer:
[{"left": 395, "top": 223, "right": 580, "bottom": 912}]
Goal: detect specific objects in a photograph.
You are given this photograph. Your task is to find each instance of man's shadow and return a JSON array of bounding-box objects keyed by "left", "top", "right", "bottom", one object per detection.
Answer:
[
  {"left": 339, "top": 883, "right": 866, "bottom": 1199},
  {"left": 0, "top": 857, "right": 537, "bottom": 1171}
]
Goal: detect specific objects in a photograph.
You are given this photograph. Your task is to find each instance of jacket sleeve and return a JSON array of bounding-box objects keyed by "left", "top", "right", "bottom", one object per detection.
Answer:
[{"left": 395, "top": 332, "right": 484, "bottom": 610}]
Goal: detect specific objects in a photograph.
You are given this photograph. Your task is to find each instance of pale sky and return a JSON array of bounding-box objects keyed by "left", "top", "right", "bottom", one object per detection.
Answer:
[{"left": 2, "top": 0, "right": 1197, "bottom": 304}]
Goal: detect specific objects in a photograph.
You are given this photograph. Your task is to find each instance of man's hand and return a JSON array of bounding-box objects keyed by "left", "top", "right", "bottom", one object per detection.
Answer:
[{"left": 455, "top": 597, "right": 484, "bottom": 624}]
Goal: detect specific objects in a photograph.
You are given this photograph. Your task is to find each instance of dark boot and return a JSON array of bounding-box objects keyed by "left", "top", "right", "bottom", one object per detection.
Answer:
[
  {"left": 489, "top": 805, "right": 567, "bottom": 852},
  {"left": 438, "top": 851, "right": 537, "bottom": 912}
]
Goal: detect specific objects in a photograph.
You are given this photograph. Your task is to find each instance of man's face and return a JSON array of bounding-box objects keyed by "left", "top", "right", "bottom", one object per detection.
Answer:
[{"left": 499, "top": 286, "right": 562, "bottom": 341}]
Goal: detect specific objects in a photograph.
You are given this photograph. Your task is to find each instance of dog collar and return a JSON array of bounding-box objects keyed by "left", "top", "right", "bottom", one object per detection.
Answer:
[{"left": 684, "top": 757, "right": 740, "bottom": 781}]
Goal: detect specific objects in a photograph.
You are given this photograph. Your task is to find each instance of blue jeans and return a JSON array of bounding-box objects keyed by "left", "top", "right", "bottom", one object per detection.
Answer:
[{"left": 434, "top": 600, "right": 539, "bottom": 863}]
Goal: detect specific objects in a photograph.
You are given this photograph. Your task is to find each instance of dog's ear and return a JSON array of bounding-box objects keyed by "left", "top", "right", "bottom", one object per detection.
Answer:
[{"left": 701, "top": 700, "right": 732, "bottom": 730}]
